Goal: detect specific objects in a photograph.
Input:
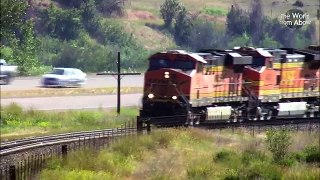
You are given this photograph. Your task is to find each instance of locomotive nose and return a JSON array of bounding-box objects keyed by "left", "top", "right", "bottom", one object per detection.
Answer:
[{"left": 144, "top": 69, "right": 191, "bottom": 100}]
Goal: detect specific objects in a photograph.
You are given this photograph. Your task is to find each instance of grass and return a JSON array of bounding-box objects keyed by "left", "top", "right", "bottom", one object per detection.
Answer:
[
  {"left": 121, "top": 19, "right": 177, "bottom": 51},
  {"left": 0, "top": 103, "right": 139, "bottom": 140},
  {"left": 128, "top": 0, "right": 319, "bottom": 18},
  {"left": 0, "top": 87, "right": 142, "bottom": 98},
  {"left": 41, "top": 128, "right": 320, "bottom": 179},
  {"left": 202, "top": 7, "right": 228, "bottom": 17}
]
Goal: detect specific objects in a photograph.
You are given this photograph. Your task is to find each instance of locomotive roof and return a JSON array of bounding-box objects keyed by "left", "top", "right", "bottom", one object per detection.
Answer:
[{"left": 150, "top": 50, "right": 207, "bottom": 64}]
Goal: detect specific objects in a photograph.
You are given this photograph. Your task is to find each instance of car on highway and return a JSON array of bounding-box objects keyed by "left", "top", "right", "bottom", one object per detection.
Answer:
[
  {"left": 41, "top": 68, "right": 87, "bottom": 87},
  {"left": 0, "top": 59, "right": 18, "bottom": 85}
]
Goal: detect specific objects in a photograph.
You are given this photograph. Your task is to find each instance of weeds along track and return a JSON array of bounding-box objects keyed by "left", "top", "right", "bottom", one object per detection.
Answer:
[
  {"left": 0, "top": 124, "right": 136, "bottom": 179},
  {"left": 0, "top": 117, "right": 318, "bottom": 179}
]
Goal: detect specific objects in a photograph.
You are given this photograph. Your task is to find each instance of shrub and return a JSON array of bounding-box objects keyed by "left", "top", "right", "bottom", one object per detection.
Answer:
[
  {"left": 296, "top": 145, "right": 320, "bottom": 163},
  {"left": 241, "top": 149, "right": 269, "bottom": 164},
  {"left": 1, "top": 103, "right": 23, "bottom": 124},
  {"left": 214, "top": 149, "right": 237, "bottom": 162},
  {"left": 223, "top": 161, "right": 282, "bottom": 179},
  {"left": 304, "top": 145, "right": 320, "bottom": 163},
  {"left": 265, "top": 129, "right": 292, "bottom": 164},
  {"left": 239, "top": 162, "right": 282, "bottom": 179}
]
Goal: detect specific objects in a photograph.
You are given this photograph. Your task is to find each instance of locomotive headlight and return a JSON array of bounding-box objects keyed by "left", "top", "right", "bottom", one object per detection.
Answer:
[
  {"left": 148, "top": 93, "right": 154, "bottom": 99},
  {"left": 164, "top": 72, "right": 170, "bottom": 79},
  {"left": 172, "top": 96, "right": 177, "bottom": 100}
]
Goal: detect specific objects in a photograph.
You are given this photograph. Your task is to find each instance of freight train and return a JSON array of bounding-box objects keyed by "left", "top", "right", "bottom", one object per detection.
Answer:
[{"left": 139, "top": 46, "right": 320, "bottom": 125}]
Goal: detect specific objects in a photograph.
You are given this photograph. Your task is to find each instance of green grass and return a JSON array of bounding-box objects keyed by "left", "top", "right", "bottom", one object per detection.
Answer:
[
  {"left": 128, "top": 0, "right": 319, "bottom": 18},
  {"left": 41, "top": 128, "right": 320, "bottom": 179},
  {"left": 202, "top": 7, "right": 228, "bottom": 17},
  {"left": 0, "top": 103, "right": 138, "bottom": 140}
]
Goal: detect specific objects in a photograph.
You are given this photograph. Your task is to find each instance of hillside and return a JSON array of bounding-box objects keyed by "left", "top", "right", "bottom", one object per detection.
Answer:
[
  {"left": 28, "top": 0, "right": 320, "bottom": 50},
  {"left": 1, "top": 0, "right": 319, "bottom": 75}
]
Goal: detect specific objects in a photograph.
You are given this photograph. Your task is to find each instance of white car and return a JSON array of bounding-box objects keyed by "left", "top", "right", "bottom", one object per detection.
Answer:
[
  {"left": 41, "top": 68, "right": 87, "bottom": 87},
  {"left": 0, "top": 59, "right": 18, "bottom": 85}
]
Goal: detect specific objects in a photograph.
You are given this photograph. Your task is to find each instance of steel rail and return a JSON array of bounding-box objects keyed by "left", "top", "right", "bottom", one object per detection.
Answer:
[
  {"left": 1, "top": 117, "right": 318, "bottom": 156},
  {"left": 0, "top": 127, "right": 136, "bottom": 156}
]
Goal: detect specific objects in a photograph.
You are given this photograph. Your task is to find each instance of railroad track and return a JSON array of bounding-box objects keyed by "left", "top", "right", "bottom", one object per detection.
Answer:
[
  {"left": 1, "top": 117, "right": 319, "bottom": 156},
  {"left": 196, "top": 117, "right": 320, "bottom": 129},
  {"left": 139, "top": 116, "right": 320, "bottom": 128},
  {"left": 0, "top": 127, "right": 136, "bottom": 157}
]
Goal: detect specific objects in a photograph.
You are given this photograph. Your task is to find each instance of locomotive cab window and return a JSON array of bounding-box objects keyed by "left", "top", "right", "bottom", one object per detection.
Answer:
[{"left": 149, "top": 59, "right": 195, "bottom": 71}]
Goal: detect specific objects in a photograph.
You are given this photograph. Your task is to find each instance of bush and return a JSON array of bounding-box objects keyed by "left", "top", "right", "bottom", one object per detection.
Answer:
[
  {"left": 224, "top": 162, "right": 282, "bottom": 179},
  {"left": 304, "top": 145, "right": 320, "bottom": 163},
  {"left": 239, "top": 162, "right": 282, "bottom": 179},
  {"left": 1, "top": 103, "right": 23, "bottom": 125},
  {"left": 241, "top": 149, "right": 269, "bottom": 164},
  {"left": 266, "top": 129, "right": 292, "bottom": 165},
  {"left": 295, "top": 145, "right": 320, "bottom": 163},
  {"left": 214, "top": 149, "right": 237, "bottom": 162}
]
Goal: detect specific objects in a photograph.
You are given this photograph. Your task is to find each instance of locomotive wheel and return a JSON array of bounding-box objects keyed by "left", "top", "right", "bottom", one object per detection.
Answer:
[{"left": 265, "top": 110, "right": 274, "bottom": 120}]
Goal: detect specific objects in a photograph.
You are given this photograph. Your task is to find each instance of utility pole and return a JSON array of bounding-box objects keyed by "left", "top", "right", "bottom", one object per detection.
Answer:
[
  {"left": 97, "top": 52, "right": 141, "bottom": 114},
  {"left": 117, "top": 52, "right": 121, "bottom": 114}
]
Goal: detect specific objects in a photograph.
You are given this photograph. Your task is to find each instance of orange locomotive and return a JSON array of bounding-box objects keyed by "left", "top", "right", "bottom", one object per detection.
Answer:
[{"left": 140, "top": 46, "right": 320, "bottom": 125}]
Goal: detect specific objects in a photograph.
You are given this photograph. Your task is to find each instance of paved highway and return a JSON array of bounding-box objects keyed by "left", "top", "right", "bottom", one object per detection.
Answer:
[
  {"left": 0, "top": 74, "right": 144, "bottom": 91},
  {"left": 1, "top": 94, "right": 143, "bottom": 111},
  {"left": 1, "top": 75, "right": 144, "bottom": 110}
]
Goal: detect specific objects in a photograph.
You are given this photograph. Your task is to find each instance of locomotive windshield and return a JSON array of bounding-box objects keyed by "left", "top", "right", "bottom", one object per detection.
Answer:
[{"left": 149, "top": 59, "right": 195, "bottom": 71}]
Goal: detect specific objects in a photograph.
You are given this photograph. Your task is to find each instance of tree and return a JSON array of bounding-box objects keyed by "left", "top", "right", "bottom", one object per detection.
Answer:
[
  {"left": 0, "top": 0, "right": 39, "bottom": 74},
  {"left": 249, "top": 0, "right": 263, "bottom": 46},
  {"left": 265, "top": 18, "right": 295, "bottom": 47},
  {"left": 0, "top": 0, "right": 28, "bottom": 43},
  {"left": 160, "top": 0, "right": 181, "bottom": 28},
  {"left": 13, "top": 20, "right": 40, "bottom": 74},
  {"left": 293, "top": 0, "right": 304, "bottom": 7},
  {"left": 174, "top": 6, "right": 192, "bottom": 46},
  {"left": 54, "top": 0, "right": 86, "bottom": 8},
  {"left": 188, "top": 22, "right": 225, "bottom": 50},
  {"left": 81, "top": 0, "right": 101, "bottom": 34},
  {"left": 41, "top": 5, "right": 82, "bottom": 40},
  {"left": 226, "top": 4, "right": 250, "bottom": 37},
  {"left": 304, "top": 22, "right": 316, "bottom": 44}
]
